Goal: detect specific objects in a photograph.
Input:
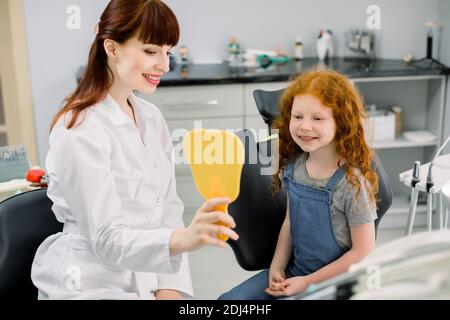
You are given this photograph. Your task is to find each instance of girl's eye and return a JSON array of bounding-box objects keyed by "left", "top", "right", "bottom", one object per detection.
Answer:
[
  {"left": 294, "top": 115, "right": 303, "bottom": 119},
  {"left": 314, "top": 117, "right": 324, "bottom": 121}
]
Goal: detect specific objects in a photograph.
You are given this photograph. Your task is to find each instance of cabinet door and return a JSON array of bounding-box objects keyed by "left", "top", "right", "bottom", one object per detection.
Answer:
[{"left": 139, "top": 84, "right": 244, "bottom": 120}]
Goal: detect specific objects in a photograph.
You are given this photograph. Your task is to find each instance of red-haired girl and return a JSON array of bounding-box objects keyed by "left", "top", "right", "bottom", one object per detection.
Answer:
[{"left": 220, "top": 69, "right": 378, "bottom": 300}]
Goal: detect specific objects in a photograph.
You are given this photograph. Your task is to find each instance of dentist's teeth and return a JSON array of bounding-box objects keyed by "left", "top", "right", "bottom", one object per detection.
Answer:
[{"left": 143, "top": 74, "right": 159, "bottom": 80}]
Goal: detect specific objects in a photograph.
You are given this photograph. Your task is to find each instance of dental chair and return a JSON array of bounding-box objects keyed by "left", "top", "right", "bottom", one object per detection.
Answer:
[
  {"left": 253, "top": 88, "right": 285, "bottom": 136},
  {"left": 226, "top": 88, "right": 393, "bottom": 298},
  {"left": 227, "top": 130, "right": 287, "bottom": 271},
  {"left": 0, "top": 189, "right": 62, "bottom": 299}
]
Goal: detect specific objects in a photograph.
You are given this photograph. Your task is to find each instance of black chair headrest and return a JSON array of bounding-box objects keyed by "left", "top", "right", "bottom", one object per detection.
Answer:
[{"left": 253, "top": 89, "right": 285, "bottom": 126}]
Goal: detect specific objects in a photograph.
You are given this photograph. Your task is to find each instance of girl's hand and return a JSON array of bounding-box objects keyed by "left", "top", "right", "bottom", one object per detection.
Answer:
[
  {"left": 268, "top": 268, "right": 286, "bottom": 291},
  {"left": 170, "top": 198, "right": 239, "bottom": 255},
  {"left": 265, "top": 276, "right": 310, "bottom": 297}
]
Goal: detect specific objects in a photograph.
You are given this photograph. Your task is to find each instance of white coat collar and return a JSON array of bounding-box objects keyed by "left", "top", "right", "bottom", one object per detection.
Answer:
[{"left": 100, "top": 93, "right": 152, "bottom": 126}]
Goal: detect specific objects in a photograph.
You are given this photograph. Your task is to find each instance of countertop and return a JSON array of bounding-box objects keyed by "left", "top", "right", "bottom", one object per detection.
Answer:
[{"left": 159, "top": 57, "right": 450, "bottom": 87}]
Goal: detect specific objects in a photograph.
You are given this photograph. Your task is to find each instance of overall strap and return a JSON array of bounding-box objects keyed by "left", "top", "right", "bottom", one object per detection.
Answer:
[
  {"left": 325, "top": 167, "right": 345, "bottom": 191},
  {"left": 282, "top": 162, "right": 295, "bottom": 180}
]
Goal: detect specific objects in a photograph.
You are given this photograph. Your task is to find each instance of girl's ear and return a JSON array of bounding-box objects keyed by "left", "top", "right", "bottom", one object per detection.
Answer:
[{"left": 104, "top": 39, "right": 117, "bottom": 59}]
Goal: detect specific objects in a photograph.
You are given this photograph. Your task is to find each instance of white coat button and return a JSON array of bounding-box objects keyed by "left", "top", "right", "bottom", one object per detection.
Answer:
[{"left": 153, "top": 161, "right": 158, "bottom": 168}]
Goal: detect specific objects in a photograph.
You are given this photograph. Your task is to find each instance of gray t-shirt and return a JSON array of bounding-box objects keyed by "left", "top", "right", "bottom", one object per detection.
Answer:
[{"left": 292, "top": 153, "right": 377, "bottom": 249}]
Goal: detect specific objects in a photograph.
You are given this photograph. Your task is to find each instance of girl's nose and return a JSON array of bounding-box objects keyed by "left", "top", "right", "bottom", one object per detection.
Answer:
[{"left": 300, "top": 120, "right": 313, "bottom": 131}]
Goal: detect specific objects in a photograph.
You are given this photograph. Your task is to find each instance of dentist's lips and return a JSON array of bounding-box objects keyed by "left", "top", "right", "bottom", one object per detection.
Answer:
[{"left": 143, "top": 73, "right": 161, "bottom": 86}]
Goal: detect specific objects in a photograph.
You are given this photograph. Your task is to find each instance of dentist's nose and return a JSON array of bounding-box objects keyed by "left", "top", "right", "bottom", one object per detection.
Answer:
[{"left": 155, "top": 54, "right": 170, "bottom": 74}]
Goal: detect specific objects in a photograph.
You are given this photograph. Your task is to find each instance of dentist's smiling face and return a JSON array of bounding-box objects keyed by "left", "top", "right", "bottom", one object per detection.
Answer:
[
  {"left": 109, "top": 36, "right": 172, "bottom": 94},
  {"left": 289, "top": 94, "right": 337, "bottom": 153}
]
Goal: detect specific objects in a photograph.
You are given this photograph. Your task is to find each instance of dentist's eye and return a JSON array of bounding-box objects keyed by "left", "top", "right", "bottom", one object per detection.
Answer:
[
  {"left": 145, "top": 50, "right": 156, "bottom": 56},
  {"left": 167, "top": 51, "right": 173, "bottom": 57}
]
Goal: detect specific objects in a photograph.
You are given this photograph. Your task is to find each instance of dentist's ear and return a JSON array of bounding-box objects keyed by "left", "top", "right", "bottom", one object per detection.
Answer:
[{"left": 104, "top": 39, "right": 117, "bottom": 59}]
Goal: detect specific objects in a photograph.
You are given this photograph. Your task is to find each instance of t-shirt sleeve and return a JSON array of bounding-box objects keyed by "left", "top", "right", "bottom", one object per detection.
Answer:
[{"left": 344, "top": 172, "right": 378, "bottom": 226}]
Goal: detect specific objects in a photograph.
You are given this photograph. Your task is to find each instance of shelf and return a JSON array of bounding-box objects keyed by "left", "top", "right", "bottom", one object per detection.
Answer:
[
  {"left": 371, "top": 137, "right": 439, "bottom": 149},
  {"left": 387, "top": 196, "right": 429, "bottom": 215}
]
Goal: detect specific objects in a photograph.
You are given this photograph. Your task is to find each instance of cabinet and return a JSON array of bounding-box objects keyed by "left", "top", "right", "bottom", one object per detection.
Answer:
[
  {"left": 140, "top": 75, "right": 447, "bottom": 231},
  {"left": 353, "top": 75, "right": 446, "bottom": 230}
]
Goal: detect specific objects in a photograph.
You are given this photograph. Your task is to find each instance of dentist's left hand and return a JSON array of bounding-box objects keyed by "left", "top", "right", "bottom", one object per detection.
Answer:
[
  {"left": 154, "top": 289, "right": 184, "bottom": 300},
  {"left": 169, "top": 197, "right": 239, "bottom": 256}
]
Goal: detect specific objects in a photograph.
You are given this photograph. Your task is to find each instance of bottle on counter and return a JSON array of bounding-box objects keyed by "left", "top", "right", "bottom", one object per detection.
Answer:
[{"left": 294, "top": 37, "right": 304, "bottom": 61}]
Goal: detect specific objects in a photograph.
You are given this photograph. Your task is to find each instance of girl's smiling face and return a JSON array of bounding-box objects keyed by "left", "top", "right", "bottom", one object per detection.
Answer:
[{"left": 289, "top": 94, "right": 337, "bottom": 153}]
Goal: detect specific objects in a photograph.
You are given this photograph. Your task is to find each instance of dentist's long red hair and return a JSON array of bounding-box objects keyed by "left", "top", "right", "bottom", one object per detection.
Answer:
[
  {"left": 50, "top": 0, "right": 179, "bottom": 130},
  {"left": 273, "top": 69, "right": 378, "bottom": 206}
]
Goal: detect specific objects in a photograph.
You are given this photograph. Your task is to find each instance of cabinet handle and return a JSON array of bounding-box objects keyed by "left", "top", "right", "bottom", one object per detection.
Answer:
[{"left": 163, "top": 100, "right": 220, "bottom": 111}]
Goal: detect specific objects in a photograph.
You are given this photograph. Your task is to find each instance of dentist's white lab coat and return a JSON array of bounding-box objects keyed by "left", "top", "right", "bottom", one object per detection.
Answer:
[{"left": 31, "top": 93, "right": 193, "bottom": 300}]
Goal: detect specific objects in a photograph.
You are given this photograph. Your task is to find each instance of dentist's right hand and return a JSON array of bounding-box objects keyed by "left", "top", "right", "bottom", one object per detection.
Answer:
[{"left": 169, "top": 197, "right": 239, "bottom": 256}]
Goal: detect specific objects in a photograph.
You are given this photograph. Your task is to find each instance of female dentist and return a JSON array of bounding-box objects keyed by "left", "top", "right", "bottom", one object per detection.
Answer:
[{"left": 31, "top": 0, "right": 238, "bottom": 300}]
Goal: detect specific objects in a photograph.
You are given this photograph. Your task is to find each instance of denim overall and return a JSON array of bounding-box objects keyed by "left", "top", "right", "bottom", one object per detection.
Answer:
[{"left": 219, "top": 162, "right": 348, "bottom": 300}]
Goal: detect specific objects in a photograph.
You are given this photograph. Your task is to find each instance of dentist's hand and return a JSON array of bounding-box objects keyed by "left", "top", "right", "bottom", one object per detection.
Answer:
[
  {"left": 155, "top": 289, "right": 184, "bottom": 300},
  {"left": 169, "top": 198, "right": 239, "bottom": 256}
]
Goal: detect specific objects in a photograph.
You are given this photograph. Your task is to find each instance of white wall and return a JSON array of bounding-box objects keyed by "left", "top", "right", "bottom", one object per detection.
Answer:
[
  {"left": 167, "top": 0, "right": 441, "bottom": 63},
  {"left": 24, "top": 0, "right": 108, "bottom": 165},
  {"left": 23, "top": 0, "right": 444, "bottom": 165}
]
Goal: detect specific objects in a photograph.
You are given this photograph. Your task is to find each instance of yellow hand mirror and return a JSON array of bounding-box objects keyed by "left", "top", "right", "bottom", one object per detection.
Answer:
[{"left": 183, "top": 129, "right": 244, "bottom": 241}]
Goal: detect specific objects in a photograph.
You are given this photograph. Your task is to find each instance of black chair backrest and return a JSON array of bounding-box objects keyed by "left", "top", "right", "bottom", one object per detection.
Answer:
[
  {"left": 0, "top": 189, "right": 62, "bottom": 299},
  {"left": 228, "top": 130, "right": 286, "bottom": 271},
  {"left": 371, "top": 156, "right": 393, "bottom": 234}
]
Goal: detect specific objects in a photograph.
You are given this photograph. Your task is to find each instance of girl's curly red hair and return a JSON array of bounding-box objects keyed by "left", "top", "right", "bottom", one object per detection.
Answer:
[{"left": 273, "top": 69, "right": 378, "bottom": 206}]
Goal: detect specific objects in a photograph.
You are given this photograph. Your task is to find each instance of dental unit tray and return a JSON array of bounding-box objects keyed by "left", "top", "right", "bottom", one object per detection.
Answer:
[{"left": 399, "top": 153, "right": 450, "bottom": 194}]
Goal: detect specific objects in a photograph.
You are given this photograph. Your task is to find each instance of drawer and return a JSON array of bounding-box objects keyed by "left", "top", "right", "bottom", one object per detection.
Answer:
[
  {"left": 244, "top": 115, "right": 271, "bottom": 142},
  {"left": 139, "top": 84, "right": 244, "bottom": 120},
  {"left": 245, "top": 115, "right": 269, "bottom": 132},
  {"left": 167, "top": 117, "right": 244, "bottom": 151},
  {"left": 167, "top": 117, "right": 244, "bottom": 136},
  {"left": 244, "top": 82, "right": 288, "bottom": 116}
]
